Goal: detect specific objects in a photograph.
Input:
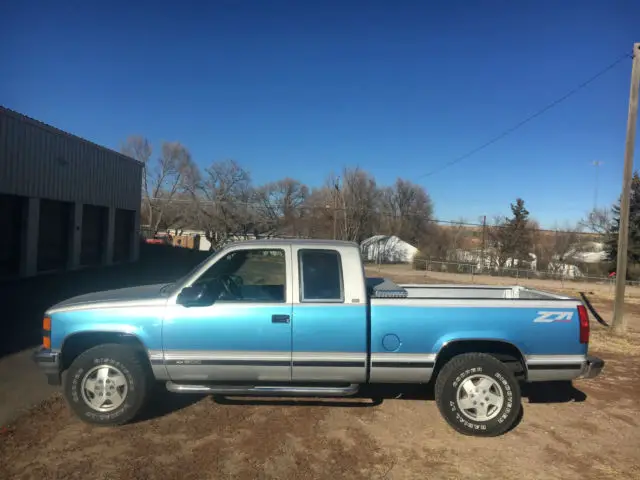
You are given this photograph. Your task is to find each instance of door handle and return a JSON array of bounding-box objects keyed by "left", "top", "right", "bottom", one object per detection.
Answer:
[{"left": 272, "top": 314, "right": 290, "bottom": 323}]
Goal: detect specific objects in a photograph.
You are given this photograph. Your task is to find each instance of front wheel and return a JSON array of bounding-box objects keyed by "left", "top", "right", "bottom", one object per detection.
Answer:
[
  {"left": 63, "top": 344, "right": 151, "bottom": 426},
  {"left": 434, "top": 353, "right": 522, "bottom": 437}
]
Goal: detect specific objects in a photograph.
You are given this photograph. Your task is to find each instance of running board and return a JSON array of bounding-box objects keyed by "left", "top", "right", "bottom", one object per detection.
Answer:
[{"left": 165, "top": 381, "right": 360, "bottom": 397}]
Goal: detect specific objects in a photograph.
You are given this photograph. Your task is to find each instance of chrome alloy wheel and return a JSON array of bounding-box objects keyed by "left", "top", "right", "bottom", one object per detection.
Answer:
[
  {"left": 455, "top": 374, "right": 504, "bottom": 422},
  {"left": 80, "top": 365, "right": 129, "bottom": 412}
]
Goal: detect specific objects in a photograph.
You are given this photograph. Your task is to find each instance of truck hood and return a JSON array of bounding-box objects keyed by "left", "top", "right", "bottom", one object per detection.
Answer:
[{"left": 47, "top": 283, "right": 170, "bottom": 313}]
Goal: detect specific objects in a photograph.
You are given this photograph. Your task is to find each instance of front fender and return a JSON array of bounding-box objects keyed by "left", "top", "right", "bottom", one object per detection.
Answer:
[{"left": 50, "top": 306, "right": 165, "bottom": 351}]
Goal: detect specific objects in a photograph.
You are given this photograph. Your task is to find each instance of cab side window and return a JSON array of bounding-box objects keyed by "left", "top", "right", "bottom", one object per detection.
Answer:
[{"left": 298, "top": 249, "right": 344, "bottom": 302}]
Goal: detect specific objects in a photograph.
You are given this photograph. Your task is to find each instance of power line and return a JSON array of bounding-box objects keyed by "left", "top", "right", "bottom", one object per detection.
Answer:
[{"left": 417, "top": 52, "right": 632, "bottom": 179}]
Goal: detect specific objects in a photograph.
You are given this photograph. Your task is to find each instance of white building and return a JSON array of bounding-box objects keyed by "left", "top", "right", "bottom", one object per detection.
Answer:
[
  {"left": 564, "top": 242, "right": 608, "bottom": 264},
  {"left": 360, "top": 235, "right": 418, "bottom": 264}
]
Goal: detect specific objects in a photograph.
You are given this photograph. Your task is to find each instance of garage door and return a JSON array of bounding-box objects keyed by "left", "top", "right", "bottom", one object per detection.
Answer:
[
  {"left": 81, "top": 204, "right": 106, "bottom": 266},
  {"left": 38, "top": 199, "right": 71, "bottom": 272},
  {"left": 113, "top": 208, "right": 135, "bottom": 263},
  {"left": 0, "top": 194, "right": 24, "bottom": 277}
]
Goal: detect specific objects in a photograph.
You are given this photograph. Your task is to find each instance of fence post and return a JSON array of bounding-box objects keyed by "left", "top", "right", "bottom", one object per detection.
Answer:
[
  {"left": 471, "top": 265, "right": 475, "bottom": 283},
  {"left": 609, "top": 277, "right": 614, "bottom": 299}
]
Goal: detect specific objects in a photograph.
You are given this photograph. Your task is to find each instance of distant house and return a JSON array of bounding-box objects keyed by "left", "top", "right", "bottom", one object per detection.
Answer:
[
  {"left": 361, "top": 235, "right": 418, "bottom": 264},
  {"left": 564, "top": 241, "right": 608, "bottom": 264}
]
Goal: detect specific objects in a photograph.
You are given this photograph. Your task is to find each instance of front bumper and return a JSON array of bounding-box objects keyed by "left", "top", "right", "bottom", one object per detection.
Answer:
[
  {"left": 581, "top": 355, "right": 605, "bottom": 379},
  {"left": 32, "top": 347, "right": 61, "bottom": 386}
]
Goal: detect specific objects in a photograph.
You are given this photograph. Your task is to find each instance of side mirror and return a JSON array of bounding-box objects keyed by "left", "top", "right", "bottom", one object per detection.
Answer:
[{"left": 177, "top": 284, "right": 210, "bottom": 307}]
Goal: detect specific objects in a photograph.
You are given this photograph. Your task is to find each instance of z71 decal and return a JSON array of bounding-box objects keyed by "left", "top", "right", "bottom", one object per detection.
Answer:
[{"left": 533, "top": 311, "right": 574, "bottom": 323}]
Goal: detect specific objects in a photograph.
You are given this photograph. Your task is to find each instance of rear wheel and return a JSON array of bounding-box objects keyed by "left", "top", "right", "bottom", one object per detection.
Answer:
[
  {"left": 63, "top": 344, "right": 151, "bottom": 426},
  {"left": 434, "top": 352, "right": 522, "bottom": 437}
]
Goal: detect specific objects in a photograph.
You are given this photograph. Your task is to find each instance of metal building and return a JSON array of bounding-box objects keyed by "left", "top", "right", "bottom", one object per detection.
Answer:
[{"left": 0, "top": 106, "right": 143, "bottom": 278}]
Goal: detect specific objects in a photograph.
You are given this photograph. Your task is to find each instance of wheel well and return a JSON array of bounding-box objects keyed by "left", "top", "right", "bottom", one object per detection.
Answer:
[
  {"left": 60, "top": 332, "right": 148, "bottom": 371},
  {"left": 433, "top": 340, "right": 527, "bottom": 380}
]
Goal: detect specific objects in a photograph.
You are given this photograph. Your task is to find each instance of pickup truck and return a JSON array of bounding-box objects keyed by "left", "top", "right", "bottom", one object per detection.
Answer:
[{"left": 33, "top": 239, "right": 604, "bottom": 436}]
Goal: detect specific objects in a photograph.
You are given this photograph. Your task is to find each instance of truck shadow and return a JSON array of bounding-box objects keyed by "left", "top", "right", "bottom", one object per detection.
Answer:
[
  {"left": 133, "top": 381, "right": 586, "bottom": 426},
  {"left": 520, "top": 381, "right": 588, "bottom": 404},
  {"left": 133, "top": 387, "right": 205, "bottom": 424}
]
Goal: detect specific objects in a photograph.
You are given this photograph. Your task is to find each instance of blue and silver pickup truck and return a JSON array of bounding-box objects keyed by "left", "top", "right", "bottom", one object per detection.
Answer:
[{"left": 33, "top": 239, "right": 604, "bottom": 436}]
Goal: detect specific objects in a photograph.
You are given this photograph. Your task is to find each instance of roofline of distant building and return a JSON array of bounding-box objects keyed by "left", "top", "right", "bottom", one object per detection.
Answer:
[{"left": 1, "top": 105, "right": 144, "bottom": 168}]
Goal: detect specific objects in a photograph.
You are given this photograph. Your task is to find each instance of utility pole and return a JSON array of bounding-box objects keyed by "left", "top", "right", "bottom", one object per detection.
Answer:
[
  {"left": 612, "top": 43, "right": 640, "bottom": 335},
  {"left": 481, "top": 215, "right": 487, "bottom": 272},
  {"left": 333, "top": 177, "right": 340, "bottom": 240}
]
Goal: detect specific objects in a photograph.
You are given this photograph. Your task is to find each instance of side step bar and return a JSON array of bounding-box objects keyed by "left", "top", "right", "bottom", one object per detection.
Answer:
[{"left": 166, "top": 381, "right": 360, "bottom": 397}]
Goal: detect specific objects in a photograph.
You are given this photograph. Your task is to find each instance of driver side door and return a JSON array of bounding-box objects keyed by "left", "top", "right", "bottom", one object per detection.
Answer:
[{"left": 163, "top": 246, "right": 293, "bottom": 382}]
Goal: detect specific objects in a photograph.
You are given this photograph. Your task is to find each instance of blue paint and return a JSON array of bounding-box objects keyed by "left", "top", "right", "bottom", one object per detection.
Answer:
[
  {"left": 48, "top": 296, "right": 586, "bottom": 365},
  {"left": 370, "top": 305, "right": 587, "bottom": 356},
  {"left": 50, "top": 306, "right": 165, "bottom": 351},
  {"left": 163, "top": 303, "right": 293, "bottom": 353},
  {"left": 291, "top": 305, "right": 367, "bottom": 353}
]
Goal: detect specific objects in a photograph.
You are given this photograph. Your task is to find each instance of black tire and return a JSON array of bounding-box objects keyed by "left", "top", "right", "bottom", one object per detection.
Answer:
[
  {"left": 434, "top": 353, "right": 522, "bottom": 437},
  {"left": 63, "top": 343, "right": 151, "bottom": 426}
]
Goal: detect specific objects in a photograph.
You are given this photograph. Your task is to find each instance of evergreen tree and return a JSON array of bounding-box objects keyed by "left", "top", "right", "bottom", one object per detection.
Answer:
[
  {"left": 606, "top": 172, "right": 640, "bottom": 271},
  {"left": 508, "top": 198, "right": 533, "bottom": 266},
  {"left": 491, "top": 198, "right": 533, "bottom": 267}
]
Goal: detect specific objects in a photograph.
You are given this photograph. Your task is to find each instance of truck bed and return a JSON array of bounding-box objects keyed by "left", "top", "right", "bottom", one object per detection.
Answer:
[
  {"left": 366, "top": 277, "right": 571, "bottom": 301},
  {"left": 401, "top": 284, "right": 571, "bottom": 300},
  {"left": 365, "top": 276, "right": 585, "bottom": 385}
]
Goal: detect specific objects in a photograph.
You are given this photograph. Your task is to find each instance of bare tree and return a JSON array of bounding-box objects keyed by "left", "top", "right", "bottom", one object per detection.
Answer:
[
  {"left": 533, "top": 222, "right": 582, "bottom": 272},
  {"left": 159, "top": 193, "right": 200, "bottom": 235},
  {"left": 338, "top": 168, "right": 380, "bottom": 243},
  {"left": 299, "top": 186, "right": 335, "bottom": 239},
  {"left": 121, "top": 136, "right": 153, "bottom": 225},
  {"left": 581, "top": 207, "right": 612, "bottom": 236},
  {"left": 122, "top": 137, "right": 195, "bottom": 233},
  {"left": 447, "top": 218, "right": 473, "bottom": 259},
  {"left": 147, "top": 142, "right": 195, "bottom": 233},
  {"left": 296, "top": 168, "right": 379, "bottom": 242},
  {"left": 254, "top": 178, "right": 309, "bottom": 237},
  {"left": 380, "top": 179, "right": 433, "bottom": 245},
  {"left": 188, "top": 159, "right": 278, "bottom": 249},
  {"left": 415, "top": 224, "right": 453, "bottom": 263}
]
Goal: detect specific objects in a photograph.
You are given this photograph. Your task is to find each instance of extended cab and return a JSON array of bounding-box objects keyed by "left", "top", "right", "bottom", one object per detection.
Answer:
[{"left": 33, "top": 239, "right": 604, "bottom": 436}]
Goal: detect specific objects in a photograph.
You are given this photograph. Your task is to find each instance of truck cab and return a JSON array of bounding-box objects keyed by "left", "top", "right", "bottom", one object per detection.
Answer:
[{"left": 161, "top": 240, "right": 368, "bottom": 384}]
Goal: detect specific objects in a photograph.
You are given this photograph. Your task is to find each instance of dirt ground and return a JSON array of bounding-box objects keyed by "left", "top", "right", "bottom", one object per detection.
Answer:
[{"left": 1, "top": 263, "right": 639, "bottom": 479}]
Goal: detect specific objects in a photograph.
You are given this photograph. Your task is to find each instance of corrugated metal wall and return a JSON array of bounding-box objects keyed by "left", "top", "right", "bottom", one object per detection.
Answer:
[{"left": 0, "top": 106, "right": 142, "bottom": 211}]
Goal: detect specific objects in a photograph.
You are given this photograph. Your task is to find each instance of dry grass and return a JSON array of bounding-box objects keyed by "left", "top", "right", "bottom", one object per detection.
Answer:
[
  {"left": 2, "top": 366, "right": 640, "bottom": 480},
  {"left": 590, "top": 329, "right": 640, "bottom": 356}
]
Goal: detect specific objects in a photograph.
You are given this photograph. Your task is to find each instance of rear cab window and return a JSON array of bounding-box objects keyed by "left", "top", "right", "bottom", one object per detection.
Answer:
[{"left": 298, "top": 249, "right": 344, "bottom": 303}]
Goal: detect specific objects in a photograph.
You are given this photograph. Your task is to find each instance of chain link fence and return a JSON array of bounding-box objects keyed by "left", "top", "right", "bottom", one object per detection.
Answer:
[{"left": 408, "top": 259, "right": 640, "bottom": 287}]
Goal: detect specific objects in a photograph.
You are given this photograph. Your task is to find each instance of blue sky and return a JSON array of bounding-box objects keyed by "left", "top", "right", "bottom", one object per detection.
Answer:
[{"left": 1, "top": 1, "right": 638, "bottom": 228}]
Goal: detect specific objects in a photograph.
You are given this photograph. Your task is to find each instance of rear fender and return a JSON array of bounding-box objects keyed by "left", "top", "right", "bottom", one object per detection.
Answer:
[
  {"left": 432, "top": 331, "right": 527, "bottom": 356},
  {"left": 432, "top": 333, "right": 528, "bottom": 378}
]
